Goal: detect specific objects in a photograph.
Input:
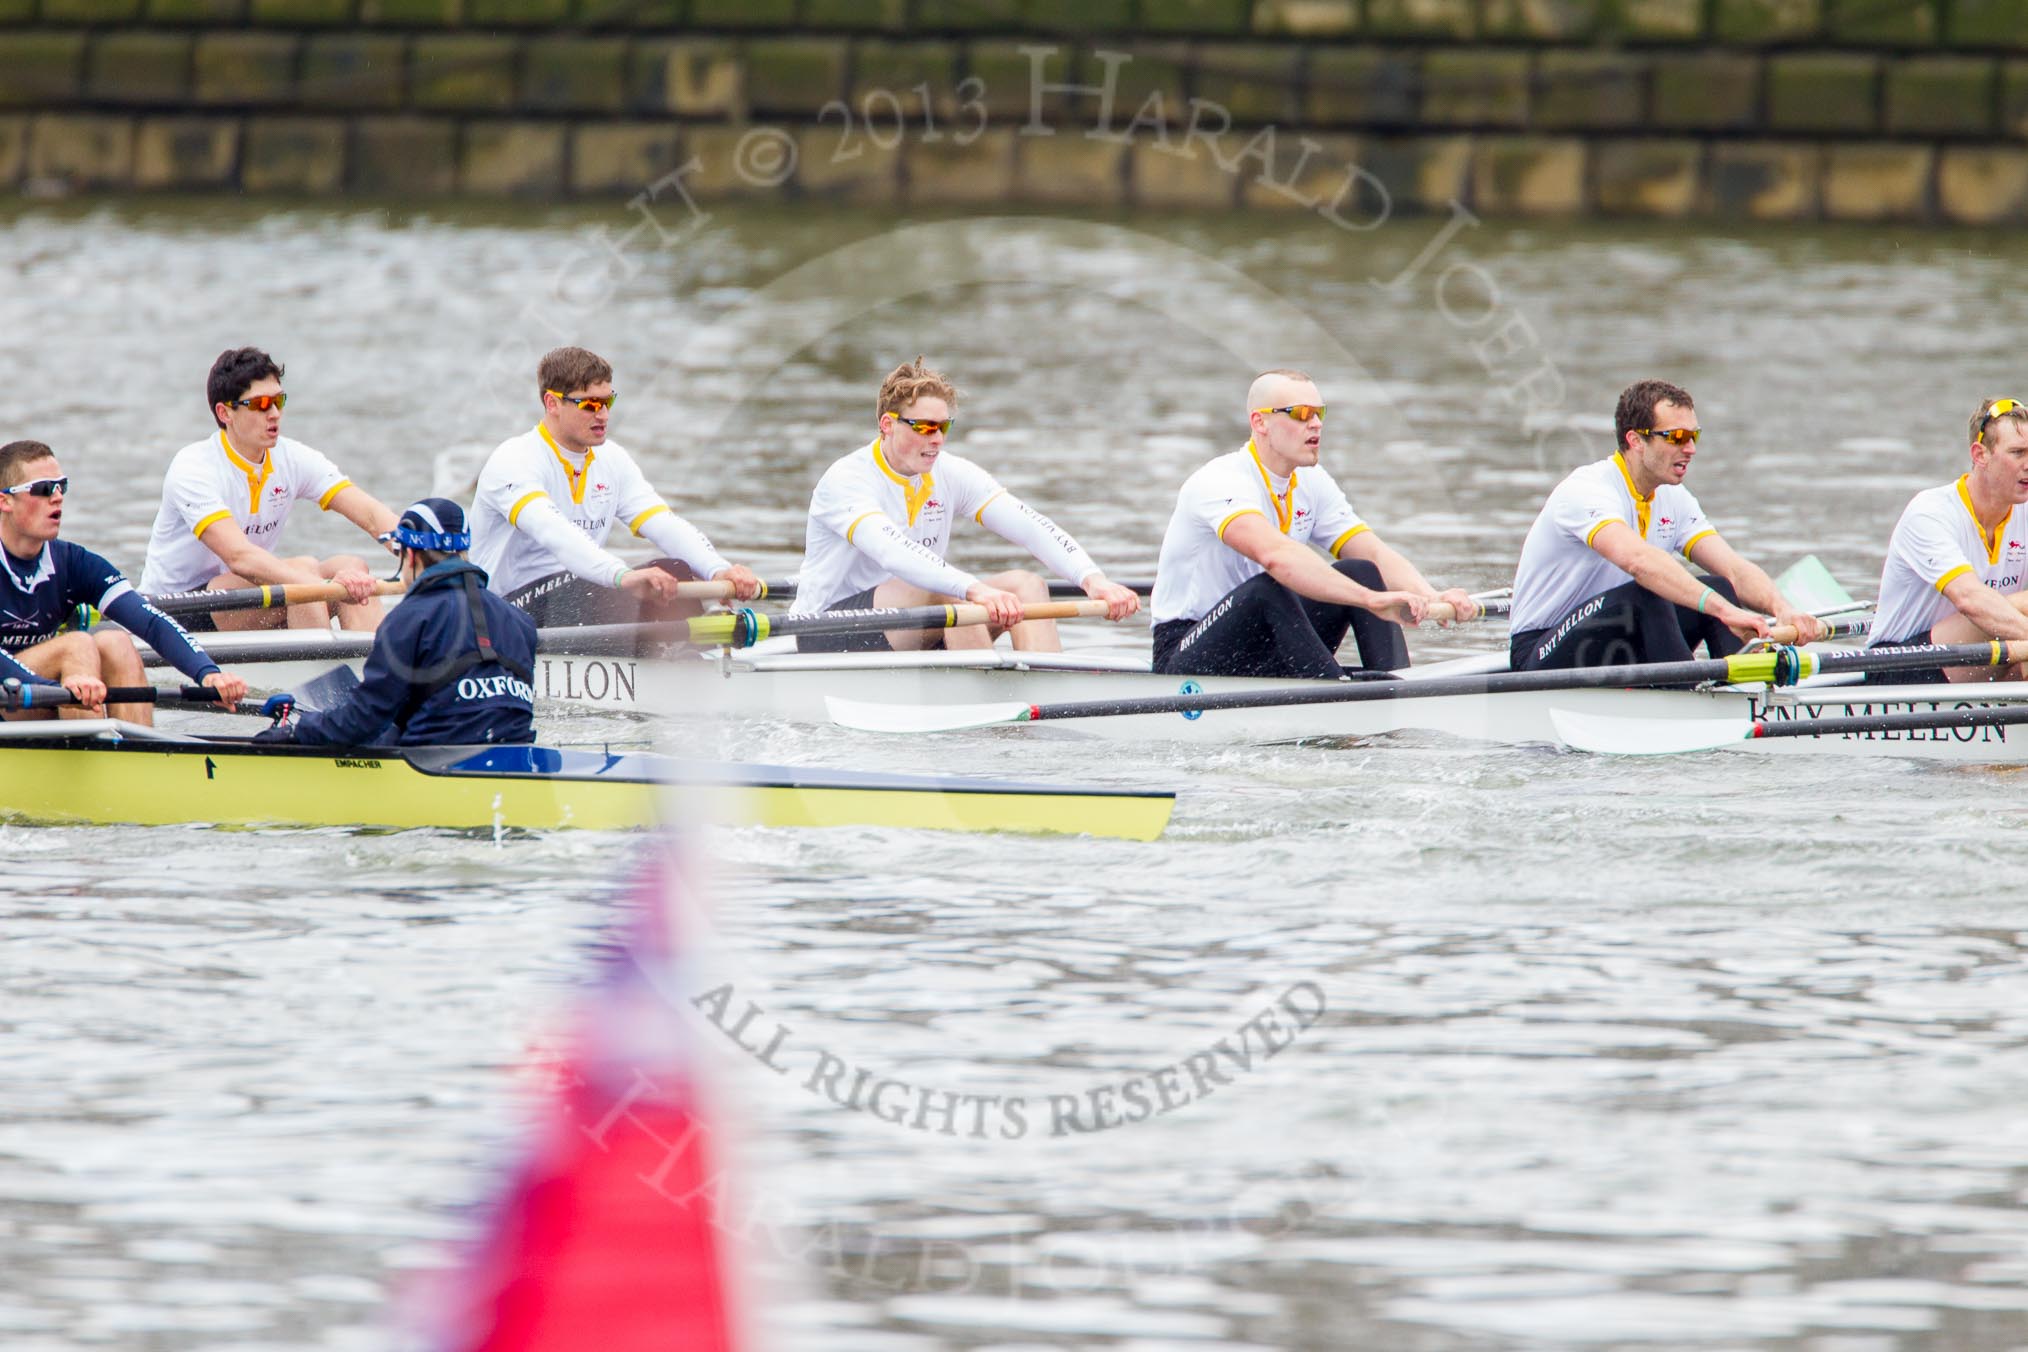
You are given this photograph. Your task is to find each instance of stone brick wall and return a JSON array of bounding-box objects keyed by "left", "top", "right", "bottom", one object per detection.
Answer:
[{"left": 5, "top": 0, "right": 2027, "bottom": 219}]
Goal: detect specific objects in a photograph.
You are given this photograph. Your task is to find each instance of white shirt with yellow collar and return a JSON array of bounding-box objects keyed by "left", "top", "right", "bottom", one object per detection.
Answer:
[
  {"left": 471, "top": 423, "right": 727, "bottom": 598},
  {"left": 791, "top": 438, "right": 1100, "bottom": 615},
  {"left": 141, "top": 431, "right": 352, "bottom": 594},
  {"left": 1872, "top": 476, "right": 2028, "bottom": 644},
  {"left": 1508, "top": 452, "right": 1716, "bottom": 635},
  {"left": 1151, "top": 441, "right": 1369, "bottom": 627}
]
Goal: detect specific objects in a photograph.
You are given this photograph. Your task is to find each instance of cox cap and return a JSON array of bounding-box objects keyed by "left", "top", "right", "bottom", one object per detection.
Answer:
[{"left": 383, "top": 497, "right": 472, "bottom": 554}]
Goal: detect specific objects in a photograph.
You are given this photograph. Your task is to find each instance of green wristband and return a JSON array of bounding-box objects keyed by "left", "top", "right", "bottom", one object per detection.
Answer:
[{"left": 1696, "top": 586, "right": 1714, "bottom": 614}]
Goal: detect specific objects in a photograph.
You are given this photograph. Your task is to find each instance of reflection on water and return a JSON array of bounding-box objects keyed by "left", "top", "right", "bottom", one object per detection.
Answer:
[{"left": 3, "top": 201, "right": 2028, "bottom": 1349}]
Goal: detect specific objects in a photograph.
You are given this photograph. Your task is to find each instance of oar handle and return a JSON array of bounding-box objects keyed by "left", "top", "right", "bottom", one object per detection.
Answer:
[
  {"left": 1, "top": 681, "right": 227, "bottom": 710},
  {"left": 1765, "top": 615, "right": 1872, "bottom": 644},
  {"left": 148, "top": 580, "right": 406, "bottom": 616},
  {"left": 946, "top": 599, "right": 1112, "bottom": 627},
  {"left": 1422, "top": 596, "right": 1511, "bottom": 624}
]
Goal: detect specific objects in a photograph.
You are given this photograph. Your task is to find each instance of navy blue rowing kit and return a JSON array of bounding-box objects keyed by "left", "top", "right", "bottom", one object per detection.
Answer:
[
  {"left": 0, "top": 539, "right": 219, "bottom": 686},
  {"left": 291, "top": 559, "right": 537, "bottom": 747}
]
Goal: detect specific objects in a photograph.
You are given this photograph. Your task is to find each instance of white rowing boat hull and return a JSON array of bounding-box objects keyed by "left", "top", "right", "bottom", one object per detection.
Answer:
[{"left": 147, "top": 631, "right": 2028, "bottom": 762}]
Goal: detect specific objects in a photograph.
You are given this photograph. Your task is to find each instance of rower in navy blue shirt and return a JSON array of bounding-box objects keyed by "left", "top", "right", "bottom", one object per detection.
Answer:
[
  {"left": 259, "top": 498, "right": 537, "bottom": 747},
  {"left": 0, "top": 439, "right": 248, "bottom": 724}
]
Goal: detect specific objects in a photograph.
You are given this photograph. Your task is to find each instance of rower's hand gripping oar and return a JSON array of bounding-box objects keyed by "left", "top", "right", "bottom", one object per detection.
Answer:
[
  {"left": 1, "top": 677, "right": 257, "bottom": 713},
  {"left": 828, "top": 639, "right": 2028, "bottom": 735}
]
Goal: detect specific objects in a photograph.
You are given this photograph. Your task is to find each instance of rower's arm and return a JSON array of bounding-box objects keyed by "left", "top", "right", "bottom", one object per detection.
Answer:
[
  {"left": 513, "top": 494, "right": 635, "bottom": 589},
  {"left": 1684, "top": 533, "right": 1822, "bottom": 638},
  {"left": 99, "top": 588, "right": 219, "bottom": 682},
  {"left": 633, "top": 505, "right": 731, "bottom": 579},
  {"left": 846, "top": 513, "right": 980, "bottom": 601},
  {"left": 0, "top": 646, "right": 57, "bottom": 686},
  {"left": 976, "top": 493, "right": 1100, "bottom": 585},
  {"left": 1591, "top": 523, "right": 1768, "bottom": 634},
  {"left": 197, "top": 518, "right": 333, "bottom": 587},
  {"left": 1942, "top": 572, "right": 2028, "bottom": 641},
  {"left": 325, "top": 485, "right": 400, "bottom": 541},
  {"left": 1221, "top": 513, "right": 1420, "bottom": 619}
]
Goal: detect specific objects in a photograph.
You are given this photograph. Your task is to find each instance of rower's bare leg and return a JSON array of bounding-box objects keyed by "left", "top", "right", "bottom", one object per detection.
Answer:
[
  {"left": 988, "top": 570, "right": 1059, "bottom": 653},
  {"left": 93, "top": 630, "right": 152, "bottom": 727},
  {"left": 1933, "top": 612, "right": 2027, "bottom": 681},
  {"left": 321, "top": 554, "right": 383, "bottom": 633},
  {"left": 869, "top": 579, "right": 953, "bottom": 652},
  {"left": 206, "top": 571, "right": 290, "bottom": 633},
  {"left": 7, "top": 632, "right": 102, "bottom": 722}
]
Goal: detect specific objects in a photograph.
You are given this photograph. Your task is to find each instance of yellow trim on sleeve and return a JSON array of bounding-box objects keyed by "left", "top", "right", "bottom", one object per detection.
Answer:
[
  {"left": 1328, "top": 523, "right": 1370, "bottom": 558},
  {"left": 628, "top": 504, "right": 670, "bottom": 535},
  {"left": 1679, "top": 527, "right": 1717, "bottom": 558},
  {"left": 317, "top": 479, "right": 351, "bottom": 510},
  {"left": 973, "top": 488, "right": 1007, "bottom": 525},
  {"left": 1584, "top": 517, "right": 1616, "bottom": 548},
  {"left": 1216, "top": 507, "right": 1266, "bottom": 540},
  {"left": 191, "top": 508, "right": 233, "bottom": 539},
  {"left": 845, "top": 510, "right": 883, "bottom": 545},
  {"left": 506, "top": 489, "right": 548, "bottom": 526},
  {"left": 1934, "top": 563, "right": 1974, "bottom": 593}
]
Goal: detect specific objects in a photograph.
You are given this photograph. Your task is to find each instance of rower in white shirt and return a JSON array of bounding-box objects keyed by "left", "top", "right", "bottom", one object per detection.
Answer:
[
  {"left": 789, "top": 357, "right": 1139, "bottom": 653},
  {"left": 1507, "top": 378, "right": 1823, "bottom": 671},
  {"left": 469, "top": 346, "right": 761, "bottom": 625},
  {"left": 1149, "top": 369, "right": 1473, "bottom": 680},
  {"left": 140, "top": 347, "right": 399, "bottom": 632},
  {"left": 1867, "top": 396, "right": 2028, "bottom": 682}
]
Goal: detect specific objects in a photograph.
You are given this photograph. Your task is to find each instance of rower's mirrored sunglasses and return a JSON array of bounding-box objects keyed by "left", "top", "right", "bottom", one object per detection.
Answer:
[
  {"left": 1976, "top": 398, "right": 2026, "bottom": 443},
  {"left": 1640, "top": 427, "right": 1702, "bottom": 446},
  {"left": 1256, "top": 404, "right": 1327, "bottom": 423},
  {"left": 889, "top": 415, "right": 953, "bottom": 435},
  {"left": 229, "top": 393, "right": 287, "bottom": 413},
  {"left": 1, "top": 476, "right": 67, "bottom": 498},
  {"left": 547, "top": 389, "right": 616, "bottom": 412}
]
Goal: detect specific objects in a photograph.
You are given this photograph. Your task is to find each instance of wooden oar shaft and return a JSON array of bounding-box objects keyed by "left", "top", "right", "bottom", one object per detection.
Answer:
[
  {"left": 1422, "top": 597, "right": 1511, "bottom": 624},
  {"left": 1015, "top": 639, "right": 2027, "bottom": 723},
  {"left": 1766, "top": 615, "right": 1872, "bottom": 644},
  {"left": 148, "top": 580, "right": 405, "bottom": 616},
  {"left": 1752, "top": 704, "right": 2028, "bottom": 740}
]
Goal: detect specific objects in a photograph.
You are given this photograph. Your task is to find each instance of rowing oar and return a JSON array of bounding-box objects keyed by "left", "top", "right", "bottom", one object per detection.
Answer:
[
  {"left": 0, "top": 680, "right": 256, "bottom": 712},
  {"left": 667, "top": 577, "right": 1160, "bottom": 602},
  {"left": 829, "top": 638, "right": 2028, "bottom": 734},
  {"left": 146, "top": 580, "right": 406, "bottom": 617},
  {"left": 1553, "top": 701, "right": 2028, "bottom": 757},
  {"left": 689, "top": 599, "right": 1112, "bottom": 648},
  {"left": 1766, "top": 615, "right": 1871, "bottom": 643}
]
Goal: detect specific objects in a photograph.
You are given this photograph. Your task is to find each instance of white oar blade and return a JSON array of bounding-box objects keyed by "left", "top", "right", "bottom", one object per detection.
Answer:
[
  {"left": 1550, "top": 708, "right": 1754, "bottom": 757},
  {"left": 825, "top": 695, "right": 1031, "bottom": 734}
]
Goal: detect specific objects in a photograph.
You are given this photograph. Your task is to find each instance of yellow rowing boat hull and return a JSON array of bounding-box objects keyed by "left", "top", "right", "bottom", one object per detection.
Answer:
[{"left": 0, "top": 739, "right": 1174, "bottom": 839}]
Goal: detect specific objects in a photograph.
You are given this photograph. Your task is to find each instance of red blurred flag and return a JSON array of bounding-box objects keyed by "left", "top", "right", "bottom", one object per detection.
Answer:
[{"left": 425, "top": 846, "right": 742, "bottom": 1352}]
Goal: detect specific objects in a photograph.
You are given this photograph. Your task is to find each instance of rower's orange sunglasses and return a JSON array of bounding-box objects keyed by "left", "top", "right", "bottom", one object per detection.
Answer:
[
  {"left": 547, "top": 389, "right": 616, "bottom": 412},
  {"left": 1256, "top": 404, "right": 1327, "bottom": 423},
  {"left": 228, "top": 393, "right": 287, "bottom": 413},
  {"left": 1976, "top": 398, "right": 2025, "bottom": 444},
  {"left": 888, "top": 414, "right": 953, "bottom": 435},
  {"left": 1639, "top": 426, "right": 1702, "bottom": 447}
]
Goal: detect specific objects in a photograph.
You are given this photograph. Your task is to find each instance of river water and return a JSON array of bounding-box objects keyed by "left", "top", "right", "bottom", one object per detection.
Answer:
[{"left": 3, "top": 199, "right": 2027, "bottom": 1350}]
